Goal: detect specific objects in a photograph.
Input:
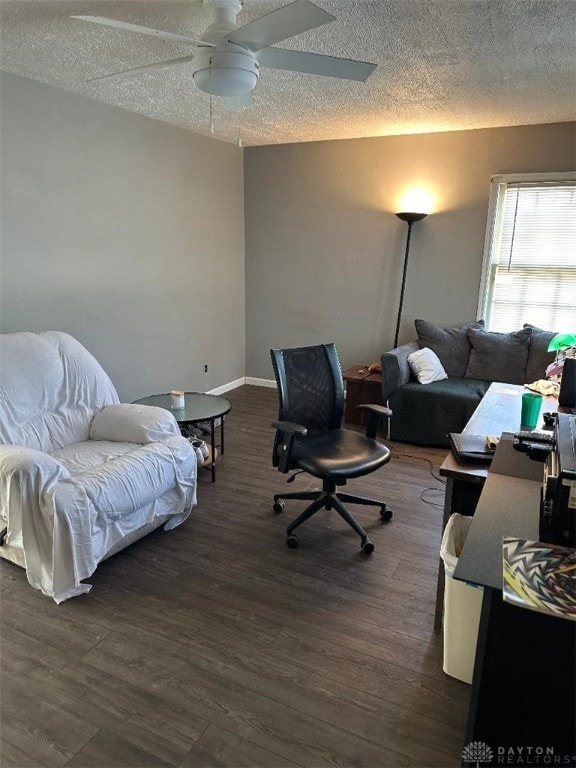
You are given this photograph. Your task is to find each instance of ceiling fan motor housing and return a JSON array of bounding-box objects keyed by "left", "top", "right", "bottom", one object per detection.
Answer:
[
  {"left": 203, "top": 0, "right": 243, "bottom": 27},
  {"left": 73, "top": 0, "right": 377, "bottom": 106},
  {"left": 193, "top": 47, "right": 260, "bottom": 96}
]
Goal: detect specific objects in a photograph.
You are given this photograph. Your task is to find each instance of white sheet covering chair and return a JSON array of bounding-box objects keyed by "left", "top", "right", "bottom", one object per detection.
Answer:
[{"left": 0, "top": 331, "right": 197, "bottom": 602}]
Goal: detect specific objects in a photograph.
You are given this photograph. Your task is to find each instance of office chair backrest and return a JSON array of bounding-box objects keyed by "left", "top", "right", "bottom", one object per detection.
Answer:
[{"left": 271, "top": 344, "right": 345, "bottom": 466}]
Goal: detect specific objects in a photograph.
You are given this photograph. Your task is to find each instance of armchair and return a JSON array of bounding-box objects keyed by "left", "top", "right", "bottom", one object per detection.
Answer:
[
  {"left": 270, "top": 343, "right": 393, "bottom": 553},
  {"left": 0, "top": 331, "right": 196, "bottom": 602}
]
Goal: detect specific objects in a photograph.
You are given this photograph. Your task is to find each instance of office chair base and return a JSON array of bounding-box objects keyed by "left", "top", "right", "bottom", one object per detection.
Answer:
[
  {"left": 380, "top": 507, "right": 393, "bottom": 522},
  {"left": 285, "top": 530, "right": 374, "bottom": 553},
  {"left": 274, "top": 482, "right": 391, "bottom": 552}
]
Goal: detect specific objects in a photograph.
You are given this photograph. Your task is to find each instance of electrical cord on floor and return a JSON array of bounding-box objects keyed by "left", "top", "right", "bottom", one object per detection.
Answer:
[
  {"left": 391, "top": 451, "right": 446, "bottom": 509},
  {"left": 418, "top": 487, "right": 445, "bottom": 508},
  {"left": 391, "top": 451, "right": 446, "bottom": 483}
]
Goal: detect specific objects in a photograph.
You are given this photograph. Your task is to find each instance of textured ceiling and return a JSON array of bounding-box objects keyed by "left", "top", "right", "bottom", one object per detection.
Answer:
[{"left": 1, "top": 0, "right": 575, "bottom": 146}]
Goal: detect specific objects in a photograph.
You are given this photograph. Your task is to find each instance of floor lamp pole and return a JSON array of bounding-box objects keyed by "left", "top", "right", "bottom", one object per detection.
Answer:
[{"left": 393, "top": 211, "right": 428, "bottom": 348}]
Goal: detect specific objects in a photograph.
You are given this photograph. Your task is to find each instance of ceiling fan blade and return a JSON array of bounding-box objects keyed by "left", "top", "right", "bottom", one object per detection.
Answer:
[
  {"left": 227, "top": 0, "right": 334, "bottom": 52},
  {"left": 223, "top": 92, "right": 254, "bottom": 110},
  {"left": 71, "top": 16, "right": 214, "bottom": 48},
  {"left": 258, "top": 47, "right": 377, "bottom": 82},
  {"left": 87, "top": 54, "right": 197, "bottom": 83}
]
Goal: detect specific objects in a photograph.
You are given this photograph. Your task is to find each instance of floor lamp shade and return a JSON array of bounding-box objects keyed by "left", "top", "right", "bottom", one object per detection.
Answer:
[{"left": 393, "top": 212, "right": 428, "bottom": 348}]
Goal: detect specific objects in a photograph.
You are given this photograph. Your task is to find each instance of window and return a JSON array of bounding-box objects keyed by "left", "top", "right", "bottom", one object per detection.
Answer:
[{"left": 478, "top": 173, "right": 576, "bottom": 332}]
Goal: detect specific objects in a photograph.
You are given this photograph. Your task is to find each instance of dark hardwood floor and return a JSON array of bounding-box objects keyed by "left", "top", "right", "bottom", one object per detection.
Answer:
[{"left": 0, "top": 385, "right": 469, "bottom": 768}]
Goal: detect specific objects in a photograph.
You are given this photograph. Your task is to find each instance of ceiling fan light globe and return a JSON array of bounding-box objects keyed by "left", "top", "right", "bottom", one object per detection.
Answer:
[
  {"left": 194, "top": 67, "right": 258, "bottom": 96},
  {"left": 192, "top": 48, "right": 259, "bottom": 96}
]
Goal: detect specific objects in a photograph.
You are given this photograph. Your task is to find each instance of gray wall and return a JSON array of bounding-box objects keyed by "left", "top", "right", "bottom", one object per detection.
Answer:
[
  {"left": 2, "top": 74, "right": 574, "bottom": 392},
  {"left": 244, "top": 123, "right": 575, "bottom": 379},
  {"left": 0, "top": 73, "right": 245, "bottom": 402}
]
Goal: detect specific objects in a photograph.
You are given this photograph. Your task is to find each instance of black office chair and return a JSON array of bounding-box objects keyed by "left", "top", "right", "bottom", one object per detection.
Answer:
[{"left": 270, "top": 343, "right": 393, "bottom": 553}]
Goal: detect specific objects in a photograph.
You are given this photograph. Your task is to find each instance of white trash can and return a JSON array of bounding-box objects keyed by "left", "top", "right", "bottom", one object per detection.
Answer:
[{"left": 440, "top": 513, "right": 484, "bottom": 684}]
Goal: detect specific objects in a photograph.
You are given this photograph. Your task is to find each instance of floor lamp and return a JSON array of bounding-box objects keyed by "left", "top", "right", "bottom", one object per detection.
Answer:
[{"left": 393, "top": 211, "right": 428, "bottom": 348}]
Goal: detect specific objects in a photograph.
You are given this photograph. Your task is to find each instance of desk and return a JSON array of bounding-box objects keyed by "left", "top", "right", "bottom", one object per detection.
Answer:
[
  {"left": 434, "top": 383, "right": 556, "bottom": 630},
  {"left": 454, "top": 437, "right": 575, "bottom": 766},
  {"left": 133, "top": 392, "right": 231, "bottom": 482},
  {"left": 454, "top": 438, "right": 542, "bottom": 587}
]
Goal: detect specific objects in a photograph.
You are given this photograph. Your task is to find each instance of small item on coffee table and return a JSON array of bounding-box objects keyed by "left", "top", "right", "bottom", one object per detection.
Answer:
[{"left": 170, "top": 389, "right": 185, "bottom": 410}]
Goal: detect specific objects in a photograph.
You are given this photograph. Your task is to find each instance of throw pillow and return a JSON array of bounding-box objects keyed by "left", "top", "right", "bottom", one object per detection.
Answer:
[
  {"left": 415, "top": 319, "right": 485, "bottom": 377},
  {"left": 90, "top": 403, "right": 180, "bottom": 443},
  {"left": 407, "top": 347, "right": 448, "bottom": 385},
  {"left": 465, "top": 328, "right": 532, "bottom": 385},
  {"left": 523, "top": 324, "right": 556, "bottom": 383}
]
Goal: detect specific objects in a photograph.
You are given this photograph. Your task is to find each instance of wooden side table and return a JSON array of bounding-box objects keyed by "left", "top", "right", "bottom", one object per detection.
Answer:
[{"left": 342, "top": 365, "right": 383, "bottom": 427}]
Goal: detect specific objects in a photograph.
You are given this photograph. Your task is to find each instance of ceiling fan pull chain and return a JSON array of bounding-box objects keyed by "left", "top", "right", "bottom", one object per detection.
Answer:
[
  {"left": 237, "top": 109, "right": 242, "bottom": 147},
  {"left": 209, "top": 61, "right": 215, "bottom": 135}
]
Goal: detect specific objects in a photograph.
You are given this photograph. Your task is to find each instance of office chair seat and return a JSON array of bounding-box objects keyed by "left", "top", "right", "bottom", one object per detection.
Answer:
[
  {"left": 290, "top": 429, "right": 390, "bottom": 481},
  {"left": 270, "top": 343, "right": 394, "bottom": 553}
]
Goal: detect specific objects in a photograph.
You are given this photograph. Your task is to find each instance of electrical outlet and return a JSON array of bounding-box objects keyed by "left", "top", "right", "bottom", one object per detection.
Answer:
[{"left": 204, "top": 364, "right": 208, "bottom": 374}]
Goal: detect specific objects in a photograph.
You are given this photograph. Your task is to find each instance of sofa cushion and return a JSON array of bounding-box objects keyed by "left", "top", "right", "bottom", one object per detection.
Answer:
[
  {"left": 523, "top": 324, "right": 556, "bottom": 383},
  {"left": 0, "top": 331, "right": 119, "bottom": 453},
  {"left": 90, "top": 403, "right": 180, "bottom": 443},
  {"left": 415, "top": 319, "right": 485, "bottom": 377},
  {"left": 57, "top": 442, "right": 183, "bottom": 519},
  {"left": 389, "top": 378, "right": 491, "bottom": 446},
  {"left": 407, "top": 347, "right": 448, "bottom": 384},
  {"left": 465, "top": 327, "right": 531, "bottom": 385}
]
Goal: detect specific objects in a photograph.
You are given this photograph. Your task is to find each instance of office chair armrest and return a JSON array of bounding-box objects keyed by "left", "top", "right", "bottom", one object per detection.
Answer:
[
  {"left": 357, "top": 403, "right": 393, "bottom": 440},
  {"left": 272, "top": 420, "right": 308, "bottom": 474},
  {"left": 272, "top": 421, "right": 308, "bottom": 436}
]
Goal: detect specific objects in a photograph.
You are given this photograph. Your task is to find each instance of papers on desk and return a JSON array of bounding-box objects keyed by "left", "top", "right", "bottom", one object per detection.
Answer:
[
  {"left": 490, "top": 385, "right": 522, "bottom": 396},
  {"left": 503, "top": 538, "right": 576, "bottom": 621}
]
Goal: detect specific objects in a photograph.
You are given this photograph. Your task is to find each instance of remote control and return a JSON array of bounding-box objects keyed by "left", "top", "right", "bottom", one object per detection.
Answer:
[{"left": 514, "top": 430, "right": 555, "bottom": 444}]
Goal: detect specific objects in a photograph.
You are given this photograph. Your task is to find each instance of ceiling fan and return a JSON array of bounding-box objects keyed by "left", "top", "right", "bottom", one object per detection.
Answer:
[{"left": 72, "top": 0, "right": 377, "bottom": 108}]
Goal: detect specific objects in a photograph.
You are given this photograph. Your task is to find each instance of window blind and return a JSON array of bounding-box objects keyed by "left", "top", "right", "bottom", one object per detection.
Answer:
[{"left": 485, "top": 182, "right": 576, "bottom": 332}]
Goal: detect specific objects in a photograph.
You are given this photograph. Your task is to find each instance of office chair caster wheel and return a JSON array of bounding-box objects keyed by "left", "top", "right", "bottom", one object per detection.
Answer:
[
  {"left": 273, "top": 500, "right": 285, "bottom": 514},
  {"left": 361, "top": 539, "right": 374, "bottom": 554},
  {"left": 286, "top": 534, "right": 298, "bottom": 548},
  {"left": 380, "top": 507, "right": 393, "bottom": 522}
]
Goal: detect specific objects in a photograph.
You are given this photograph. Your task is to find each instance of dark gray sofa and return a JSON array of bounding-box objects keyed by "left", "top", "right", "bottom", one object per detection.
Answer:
[{"left": 380, "top": 321, "right": 555, "bottom": 447}]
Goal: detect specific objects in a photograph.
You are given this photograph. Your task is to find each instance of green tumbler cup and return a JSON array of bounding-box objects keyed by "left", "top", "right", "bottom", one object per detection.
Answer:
[{"left": 521, "top": 392, "right": 543, "bottom": 430}]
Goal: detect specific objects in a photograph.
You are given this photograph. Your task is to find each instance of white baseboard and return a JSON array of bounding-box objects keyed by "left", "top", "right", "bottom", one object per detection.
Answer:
[
  {"left": 206, "top": 378, "right": 245, "bottom": 395},
  {"left": 207, "top": 376, "right": 276, "bottom": 395},
  {"left": 245, "top": 377, "right": 276, "bottom": 388}
]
